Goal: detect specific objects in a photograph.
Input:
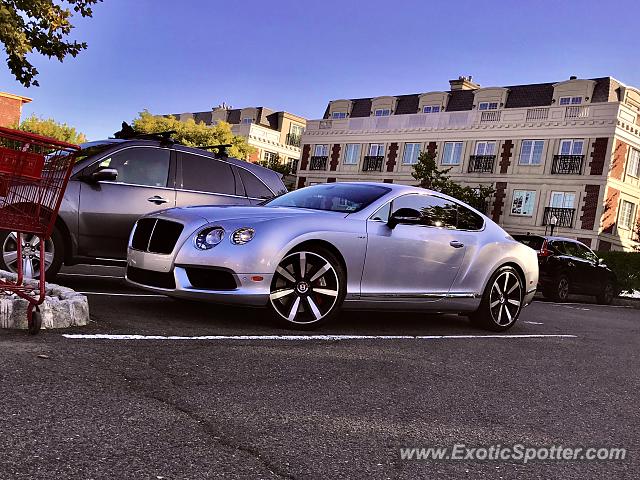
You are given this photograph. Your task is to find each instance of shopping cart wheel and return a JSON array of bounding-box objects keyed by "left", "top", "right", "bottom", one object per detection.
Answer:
[{"left": 27, "top": 307, "right": 42, "bottom": 335}]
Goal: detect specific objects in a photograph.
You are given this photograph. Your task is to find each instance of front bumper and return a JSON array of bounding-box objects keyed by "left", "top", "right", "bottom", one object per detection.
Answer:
[{"left": 523, "top": 288, "right": 537, "bottom": 307}]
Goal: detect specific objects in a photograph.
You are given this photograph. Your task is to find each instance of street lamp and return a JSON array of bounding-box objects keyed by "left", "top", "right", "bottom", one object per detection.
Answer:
[{"left": 550, "top": 214, "right": 558, "bottom": 236}]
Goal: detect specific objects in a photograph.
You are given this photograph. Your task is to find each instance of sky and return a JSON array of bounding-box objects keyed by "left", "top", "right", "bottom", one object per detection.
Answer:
[{"left": 2, "top": 0, "right": 640, "bottom": 141}]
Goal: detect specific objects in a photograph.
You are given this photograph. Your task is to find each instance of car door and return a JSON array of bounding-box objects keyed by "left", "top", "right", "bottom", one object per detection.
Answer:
[
  {"left": 361, "top": 193, "right": 467, "bottom": 298},
  {"left": 175, "top": 151, "right": 251, "bottom": 207},
  {"left": 559, "top": 241, "right": 591, "bottom": 294},
  {"left": 573, "top": 243, "right": 603, "bottom": 294},
  {"left": 77, "top": 146, "right": 176, "bottom": 259}
]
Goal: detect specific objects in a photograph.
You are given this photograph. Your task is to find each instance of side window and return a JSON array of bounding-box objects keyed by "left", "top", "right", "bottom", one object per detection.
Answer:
[
  {"left": 391, "top": 195, "right": 457, "bottom": 229},
  {"left": 179, "top": 153, "right": 235, "bottom": 195},
  {"left": 97, "top": 147, "right": 170, "bottom": 187},
  {"left": 371, "top": 202, "right": 391, "bottom": 222},
  {"left": 575, "top": 244, "right": 598, "bottom": 262},
  {"left": 456, "top": 204, "right": 484, "bottom": 230},
  {"left": 239, "top": 168, "right": 273, "bottom": 199},
  {"left": 562, "top": 241, "right": 579, "bottom": 258}
]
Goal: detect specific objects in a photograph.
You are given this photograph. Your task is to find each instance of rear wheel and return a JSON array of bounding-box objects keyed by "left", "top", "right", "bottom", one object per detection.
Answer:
[
  {"left": 0, "top": 226, "right": 64, "bottom": 281},
  {"left": 551, "top": 274, "right": 570, "bottom": 302},
  {"left": 269, "top": 248, "right": 346, "bottom": 329},
  {"left": 596, "top": 281, "right": 615, "bottom": 305},
  {"left": 470, "top": 266, "right": 523, "bottom": 332}
]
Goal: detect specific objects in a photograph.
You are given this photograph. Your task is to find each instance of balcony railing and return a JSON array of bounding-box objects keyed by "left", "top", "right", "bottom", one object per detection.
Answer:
[
  {"left": 286, "top": 133, "right": 301, "bottom": 147},
  {"left": 565, "top": 105, "right": 589, "bottom": 118},
  {"left": 480, "top": 110, "right": 501, "bottom": 122},
  {"left": 551, "top": 155, "right": 584, "bottom": 174},
  {"left": 526, "top": 107, "right": 549, "bottom": 121},
  {"left": 467, "top": 155, "right": 496, "bottom": 173},
  {"left": 288, "top": 159, "right": 298, "bottom": 174},
  {"left": 543, "top": 207, "right": 575, "bottom": 228},
  {"left": 309, "top": 156, "right": 328, "bottom": 170},
  {"left": 362, "top": 155, "right": 384, "bottom": 172}
]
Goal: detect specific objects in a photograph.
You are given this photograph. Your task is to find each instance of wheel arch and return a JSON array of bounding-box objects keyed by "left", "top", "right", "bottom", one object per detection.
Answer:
[
  {"left": 54, "top": 215, "right": 74, "bottom": 265},
  {"left": 284, "top": 239, "right": 348, "bottom": 280}
]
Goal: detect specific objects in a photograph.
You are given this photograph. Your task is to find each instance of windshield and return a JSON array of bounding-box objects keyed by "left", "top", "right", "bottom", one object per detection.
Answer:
[
  {"left": 59, "top": 141, "right": 123, "bottom": 163},
  {"left": 264, "top": 183, "right": 391, "bottom": 213}
]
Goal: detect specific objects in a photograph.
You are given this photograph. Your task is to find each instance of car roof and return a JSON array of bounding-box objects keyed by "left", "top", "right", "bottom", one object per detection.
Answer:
[{"left": 512, "top": 234, "right": 592, "bottom": 248}]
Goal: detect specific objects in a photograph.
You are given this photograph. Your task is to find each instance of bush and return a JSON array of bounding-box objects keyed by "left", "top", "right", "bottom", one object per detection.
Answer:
[{"left": 596, "top": 251, "right": 640, "bottom": 294}]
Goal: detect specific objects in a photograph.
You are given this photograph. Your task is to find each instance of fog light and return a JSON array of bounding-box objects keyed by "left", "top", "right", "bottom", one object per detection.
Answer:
[
  {"left": 231, "top": 228, "right": 255, "bottom": 245},
  {"left": 195, "top": 227, "right": 224, "bottom": 250}
]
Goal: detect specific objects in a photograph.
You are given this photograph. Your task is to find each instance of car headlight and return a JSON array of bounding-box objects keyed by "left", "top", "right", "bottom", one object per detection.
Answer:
[
  {"left": 195, "top": 227, "right": 225, "bottom": 250},
  {"left": 231, "top": 228, "right": 255, "bottom": 245}
]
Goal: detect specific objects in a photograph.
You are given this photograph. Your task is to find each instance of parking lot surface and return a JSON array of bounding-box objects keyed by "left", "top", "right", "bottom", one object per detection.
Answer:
[{"left": 1, "top": 265, "right": 638, "bottom": 479}]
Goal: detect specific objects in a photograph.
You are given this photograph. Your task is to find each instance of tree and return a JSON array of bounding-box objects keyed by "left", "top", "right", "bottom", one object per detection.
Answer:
[
  {"left": 411, "top": 151, "right": 495, "bottom": 213},
  {"left": 258, "top": 154, "right": 291, "bottom": 176},
  {"left": 131, "top": 111, "right": 255, "bottom": 160},
  {"left": 18, "top": 114, "right": 86, "bottom": 144},
  {"left": 0, "top": 0, "right": 101, "bottom": 87}
]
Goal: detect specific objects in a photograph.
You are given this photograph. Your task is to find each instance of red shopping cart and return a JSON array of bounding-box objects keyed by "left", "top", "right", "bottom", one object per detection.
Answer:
[{"left": 0, "top": 126, "right": 79, "bottom": 334}]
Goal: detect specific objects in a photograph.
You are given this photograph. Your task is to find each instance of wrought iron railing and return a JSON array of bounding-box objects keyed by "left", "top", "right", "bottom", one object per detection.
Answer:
[
  {"left": 286, "top": 133, "right": 301, "bottom": 147},
  {"left": 543, "top": 207, "right": 575, "bottom": 228},
  {"left": 526, "top": 107, "right": 549, "bottom": 121},
  {"left": 480, "top": 110, "right": 501, "bottom": 122},
  {"left": 565, "top": 106, "right": 589, "bottom": 118},
  {"left": 551, "top": 155, "right": 584, "bottom": 174},
  {"left": 362, "top": 155, "right": 384, "bottom": 172},
  {"left": 467, "top": 155, "right": 496, "bottom": 173},
  {"left": 309, "top": 156, "right": 328, "bottom": 170},
  {"left": 288, "top": 159, "right": 298, "bottom": 174}
]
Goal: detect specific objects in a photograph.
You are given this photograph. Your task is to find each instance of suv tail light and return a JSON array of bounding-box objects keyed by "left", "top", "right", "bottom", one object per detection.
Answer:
[{"left": 538, "top": 239, "right": 552, "bottom": 258}]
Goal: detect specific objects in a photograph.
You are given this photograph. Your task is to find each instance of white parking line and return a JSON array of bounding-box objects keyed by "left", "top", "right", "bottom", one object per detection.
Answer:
[
  {"left": 58, "top": 273, "right": 123, "bottom": 279},
  {"left": 523, "top": 321, "right": 544, "bottom": 325},
  {"left": 79, "top": 292, "right": 166, "bottom": 297},
  {"left": 63, "top": 334, "right": 577, "bottom": 341}
]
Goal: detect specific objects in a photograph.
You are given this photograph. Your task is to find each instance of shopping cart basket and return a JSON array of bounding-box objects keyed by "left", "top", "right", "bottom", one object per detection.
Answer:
[{"left": 0, "top": 126, "right": 79, "bottom": 334}]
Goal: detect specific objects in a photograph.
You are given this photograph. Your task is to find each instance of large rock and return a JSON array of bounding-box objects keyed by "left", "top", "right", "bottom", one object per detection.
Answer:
[{"left": 0, "top": 271, "right": 89, "bottom": 329}]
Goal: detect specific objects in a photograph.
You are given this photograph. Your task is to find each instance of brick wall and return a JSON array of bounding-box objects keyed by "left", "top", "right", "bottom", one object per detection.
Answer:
[
  {"left": 386, "top": 143, "right": 398, "bottom": 172},
  {"left": 499, "top": 140, "right": 513, "bottom": 174},
  {"left": 589, "top": 138, "right": 608, "bottom": 175},
  {"left": 580, "top": 184, "right": 600, "bottom": 230},
  {"left": 576, "top": 237, "right": 592, "bottom": 247},
  {"left": 491, "top": 182, "right": 507, "bottom": 223},
  {"left": 300, "top": 144, "right": 310, "bottom": 170},
  {"left": 0, "top": 96, "right": 23, "bottom": 128},
  {"left": 601, "top": 187, "right": 620, "bottom": 234},
  {"left": 329, "top": 144, "right": 341, "bottom": 171},
  {"left": 610, "top": 140, "right": 628, "bottom": 180}
]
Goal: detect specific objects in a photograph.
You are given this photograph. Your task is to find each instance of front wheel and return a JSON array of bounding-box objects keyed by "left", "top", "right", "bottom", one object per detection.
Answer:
[
  {"left": 269, "top": 248, "right": 346, "bottom": 329},
  {"left": 470, "top": 266, "right": 524, "bottom": 332},
  {"left": 0, "top": 227, "right": 64, "bottom": 281},
  {"left": 596, "top": 281, "right": 615, "bottom": 305}
]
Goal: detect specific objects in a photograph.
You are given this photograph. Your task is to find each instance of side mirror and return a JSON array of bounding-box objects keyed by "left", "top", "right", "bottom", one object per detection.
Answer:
[
  {"left": 388, "top": 208, "right": 422, "bottom": 229},
  {"left": 598, "top": 258, "right": 605, "bottom": 265},
  {"left": 90, "top": 168, "right": 118, "bottom": 183}
]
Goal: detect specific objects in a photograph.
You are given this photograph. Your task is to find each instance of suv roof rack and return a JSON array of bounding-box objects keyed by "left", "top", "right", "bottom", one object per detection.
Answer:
[
  {"left": 199, "top": 144, "right": 232, "bottom": 158},
  {"left": 112, "top": 122, "right": 176, "bottom": 146}
]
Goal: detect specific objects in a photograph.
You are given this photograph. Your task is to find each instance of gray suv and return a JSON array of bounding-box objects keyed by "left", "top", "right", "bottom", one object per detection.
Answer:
[{"left": 0, "top": 137, "right": 287, "bottom": 279}]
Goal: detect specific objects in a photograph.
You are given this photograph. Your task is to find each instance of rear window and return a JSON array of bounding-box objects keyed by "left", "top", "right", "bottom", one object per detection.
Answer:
[{"left": 513, "top": 235, "right": 545, "bottom": 250}]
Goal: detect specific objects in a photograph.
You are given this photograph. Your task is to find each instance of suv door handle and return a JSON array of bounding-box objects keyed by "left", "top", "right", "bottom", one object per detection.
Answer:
[
  {"left": 147, "top": 196, "right": 168, "bottom": 205},
  {"left": 450, "top": 240, "right": 465, "bottom": 248}
]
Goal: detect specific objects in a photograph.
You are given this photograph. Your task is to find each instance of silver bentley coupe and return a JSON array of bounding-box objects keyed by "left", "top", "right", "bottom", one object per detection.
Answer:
[{"left": 126, "top": 182, "right": 538, "bottom": 331}]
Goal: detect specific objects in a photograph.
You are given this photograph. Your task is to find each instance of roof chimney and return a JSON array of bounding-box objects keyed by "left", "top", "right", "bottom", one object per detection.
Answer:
[
  {"left": 569, "top": 75, "right": 577, "bottom": 80},
  {"left": 449, "top": 75, "right": 480, "bottom": 91}
]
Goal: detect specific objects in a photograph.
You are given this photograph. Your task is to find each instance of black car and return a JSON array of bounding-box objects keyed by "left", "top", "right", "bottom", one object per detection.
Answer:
[{"left": 513, "top": 234, "right": 617, "bottom": 304}]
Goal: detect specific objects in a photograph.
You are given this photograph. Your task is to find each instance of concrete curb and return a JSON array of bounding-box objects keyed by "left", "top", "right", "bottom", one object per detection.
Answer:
[{"left": 0, "top": 271, "right": 90, "bottom": 329}]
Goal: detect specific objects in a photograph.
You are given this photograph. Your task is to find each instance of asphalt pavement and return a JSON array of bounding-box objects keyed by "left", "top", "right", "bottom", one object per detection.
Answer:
[{"left": 0, "top": 264, "right": 638, "bottom": 479}]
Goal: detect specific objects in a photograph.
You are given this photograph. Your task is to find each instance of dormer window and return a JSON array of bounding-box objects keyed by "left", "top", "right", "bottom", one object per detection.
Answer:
[
  {"left": 374, "top": 108, "right": 391, "bottom": 117},
  {"left": 331, "top": 112, "right": 347, "bottom": 119},
  {"left": 241, "top": 118, "right": 254, "bottom": 124},
  {"left": 423, "top": 105, "right": 441, "bottom": 114},
  {"left": 559, "top": 96, "right": 582, "bottom": 105},
  {"left": 478, "top": 102, "right": 499, "bottom": 111}
]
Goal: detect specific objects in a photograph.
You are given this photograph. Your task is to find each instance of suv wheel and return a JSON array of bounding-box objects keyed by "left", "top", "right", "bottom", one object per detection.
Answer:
[
  {"left": 596, "top": 282, "right": 615, "bottom": 305},
  {"left": 0, "top": 226, "right": 64, "bottom": 281},
  {"left": 551, "top": 275, "right": 570, "bottom": 302}
]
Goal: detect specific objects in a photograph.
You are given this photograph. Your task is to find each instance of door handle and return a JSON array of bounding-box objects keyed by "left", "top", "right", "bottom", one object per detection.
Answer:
[
  {"left": 450, "top": 240, "right": 465, "bottom": 248},
  {"left": 147, "top": 196, "right": 168, "bottom": 205}
]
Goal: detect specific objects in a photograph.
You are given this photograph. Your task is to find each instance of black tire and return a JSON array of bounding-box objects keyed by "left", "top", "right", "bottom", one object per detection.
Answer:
[
  {"left": 551, "top": 274, "right": 570, "bottom": 302},
  {"left": 0, "top": 226, "right": 64, "bottom": 281},
  {"left": 268, "top": 247, "right": 346, "bottom": 330},
  {"left": 470, "top": 266, "right": 524, "bottom": 332},
  {"left": 596, "top": 281, "right": 615, "bottom": 305}
]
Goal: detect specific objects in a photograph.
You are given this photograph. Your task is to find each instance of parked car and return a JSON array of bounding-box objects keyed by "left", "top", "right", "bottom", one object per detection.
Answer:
[
  {"left": 513, "top": 234, "right": 617, "bottom": 304},
  {"left": 0, "top": 136, "right": 287, "bottom": 279},
  {"left": 126, "top": 183, "right": 538, "bottom": 331}
]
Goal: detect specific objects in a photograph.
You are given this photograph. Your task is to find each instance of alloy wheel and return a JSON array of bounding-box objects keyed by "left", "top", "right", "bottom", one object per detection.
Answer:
[
  {"left": 557, "top": 277, "right": 569, "bottom": 301},
  {"left": 489, "top": 271, "right": 522, "bottom": 326},
  {"left": 2, "top": 232, "right": 54, "bottom": 279},
  {"left": 270, "top": 251, "right": 340, "bottom": 325}
]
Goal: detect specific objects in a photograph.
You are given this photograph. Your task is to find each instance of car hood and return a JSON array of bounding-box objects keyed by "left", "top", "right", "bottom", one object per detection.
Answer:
[{"left": 161, "top": 205, "right": 345, "bottom": 224}]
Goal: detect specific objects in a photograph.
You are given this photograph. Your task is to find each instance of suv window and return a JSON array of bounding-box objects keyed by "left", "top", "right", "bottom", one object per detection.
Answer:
[
  {"left": 179, "top": 152, "right": 235, "bottom": 195},
  {"left": 239, "top": 168, "right": 273, "bottom": 199},
  {"left": 391, "top": 195, "right": 457, "bottom": 229},
  {"left": 97, "top": 147, "right": 170, "bottom": 187},
  {"left": 575, "top": 243, "right": 598, "bottom": 263}
]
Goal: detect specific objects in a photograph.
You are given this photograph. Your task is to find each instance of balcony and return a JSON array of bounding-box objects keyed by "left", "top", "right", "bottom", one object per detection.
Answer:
[
  {"left": 565, "top": 105, "right": 589, "bottom": 119},
  {"left": 309, "top": 156, "right": 328, "bottom": 170},
  {"left": 480, "top": 110, "right": 501, "bottom": 122},
  {"left": 526, "top": 107, "right": 549, "bottom": 121},
  {"left": 287, "top": 159, "right": 298, "bottom": 174},
  {"left": 286, "top": 133, "right": 301, "bottom": 147},
  {"left": 362, "top": 156, "right": 384, "bottom": 172},
  {"left": 551, "top": 155, "right": 584, "bottom": 174},
  {"left": 543, "top": 207, "right": 575, "bottom": 228},
  {"left": 467, "top": 155, "right": 496, "bottom": 173}
]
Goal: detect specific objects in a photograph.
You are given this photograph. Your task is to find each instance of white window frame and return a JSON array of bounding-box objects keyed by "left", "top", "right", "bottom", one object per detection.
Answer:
[
  {"left": 519, "top": 139, "right": 545, "bottom": 165},
  {"left": 368, "top": 143, "right": 385, "bottom": 157},
  {"left": 402, "top": 143, "right": 421, "bottom": 165},
  {"left": 263, "top": 151, "right": 278, "bottom": 162},
  {"left": 289, "top": 124, "right": 304, "bottom": 136},
  {"left": 478, "top": 102, "right": 499, "bottom": 111},
  {"left": 314, "top": 144, "right": 329, "bottom": 157},
  {"left": 422, "top": 105, "right": 441, "bottom": 114},
  {"left": 343, "top": 143, "right": 361, "bottom": 165},
  {"left": 241, "top": 118, "right": 254, "bottom": 124},
  {"left": 550, "top": 191, "right": 576, "bottom": 209},
  {"left": 627, "top": 148, "right": 640, "bottom": 178},
  {"left": 559, "top": 96, "right": 582, "bottom": 105},
  {"left": 374, "top": 108, "right": 391, "bottom": 117},
  {"left": 619, "top": 200, "right": 636, "bottom": 230},
  {"left": 474, "top": 141, "right": 496, "bottom": 156},
  {"left": 511, "top": 190, "right": 537, "bottom": 216},
  {"left": 559, "top": 139, "right": 584, "bottom": 155},
  {"left": 441, "top": 142, "right": 463, "bottom": 165},
  {"left": 331, "top": 111, "right": 347, "bottom": 119}
]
